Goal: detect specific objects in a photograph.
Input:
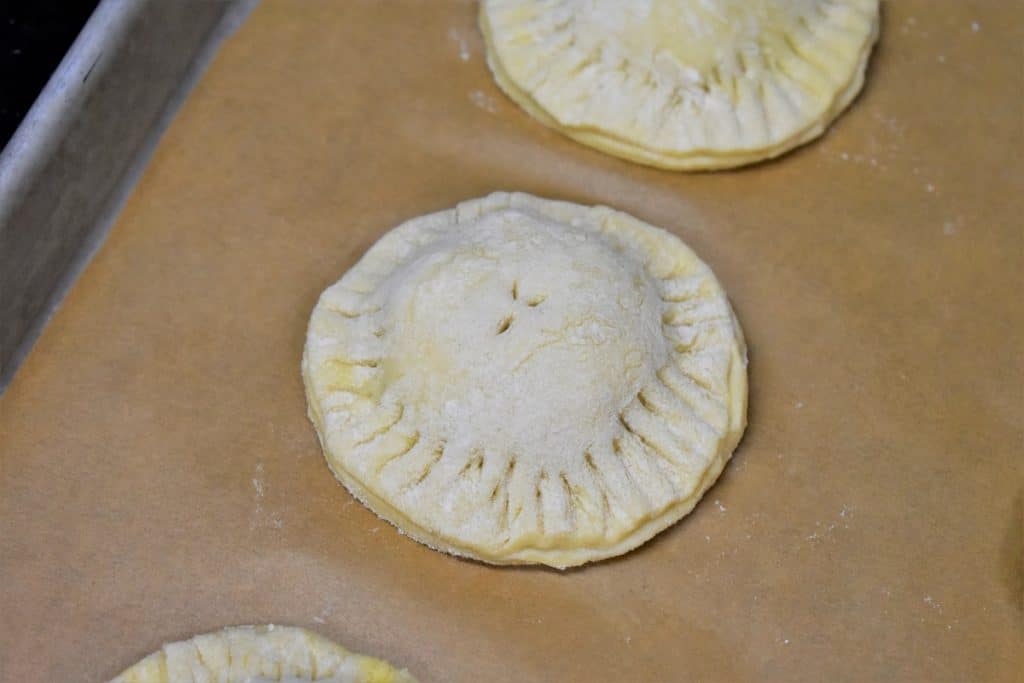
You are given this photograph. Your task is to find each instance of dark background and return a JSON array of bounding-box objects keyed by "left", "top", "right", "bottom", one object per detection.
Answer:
[{"left": 1, "top": 0, "right": 100, "bottom": 151}]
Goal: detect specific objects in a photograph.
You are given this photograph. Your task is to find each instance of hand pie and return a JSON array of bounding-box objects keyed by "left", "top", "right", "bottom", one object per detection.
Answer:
[
  {"left": 109, "top": 625, "right": 416, "bottom": 683},
  {"left": 303, "top": 193, "right": 747, "bottom": 568},
  {"left": 480, "top": 0, "right": 880, "bottom": 170}
]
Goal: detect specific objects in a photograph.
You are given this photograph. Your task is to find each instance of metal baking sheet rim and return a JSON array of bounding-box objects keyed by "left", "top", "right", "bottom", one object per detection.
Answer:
[{"left": 0, "top": 0, "right": 259, "bottom": 393}]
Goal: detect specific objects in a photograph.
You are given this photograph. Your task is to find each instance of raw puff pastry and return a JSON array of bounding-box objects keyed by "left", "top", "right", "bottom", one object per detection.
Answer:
[
  {"left": 480, "top": 0, "right": 881, "bottom": 170},
  {"left": 303, "top": 193, "right": 747, "bottom": 568},
  {"left": 109, "top": 625, "right": 416, "bottom": 683}
]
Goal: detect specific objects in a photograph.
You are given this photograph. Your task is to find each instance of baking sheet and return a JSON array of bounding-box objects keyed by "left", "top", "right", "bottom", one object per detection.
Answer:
[
  {"left": 1, "top": 1, "right": 1021, "bottom": 680},
  {"left": 0, "top": 0, "right": 255, "bottom": 393}
]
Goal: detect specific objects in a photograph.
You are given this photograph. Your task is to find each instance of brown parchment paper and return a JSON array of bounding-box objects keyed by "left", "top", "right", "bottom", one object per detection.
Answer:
[{"left": 1, "top": 1, "right": 1021, "bottom": 681}]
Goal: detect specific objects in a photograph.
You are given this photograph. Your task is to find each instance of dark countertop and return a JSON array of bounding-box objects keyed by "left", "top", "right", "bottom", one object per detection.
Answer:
[{"left": 1, "top": 1, "right": 100, "bottom": 151}]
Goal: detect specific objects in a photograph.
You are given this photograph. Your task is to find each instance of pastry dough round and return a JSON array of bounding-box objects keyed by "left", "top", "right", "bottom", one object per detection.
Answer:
[
  {"left": 108, "top": 625, "right": 416, "bottom": 683},
  {"left": 480, "top": 0, "right": 880, "bottom": 170},
  {"left": 303, "top": 193, "right": 747, "bottom": 568}
]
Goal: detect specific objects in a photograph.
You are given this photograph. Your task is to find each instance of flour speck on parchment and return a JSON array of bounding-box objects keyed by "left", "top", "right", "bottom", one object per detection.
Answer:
[
  {"left": 448, "top": 26, "right": 471, "bottom": 62},
  {"left": 250, "top": 462, "right": 283, "bottom": 531},
  {"left": 805, "top": 505, "right": 854, "bottom": 543},
  {"left": 942, "top": 216, "right": 966, "bottom": 237},
  {"left": 470, "top": 89, "right": 500, "bottom": 113}
]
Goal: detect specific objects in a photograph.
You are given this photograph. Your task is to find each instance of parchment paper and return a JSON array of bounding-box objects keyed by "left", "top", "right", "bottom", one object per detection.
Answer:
[{"left": 1, "top": 2, "right": 1021, "bottom": 681}]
